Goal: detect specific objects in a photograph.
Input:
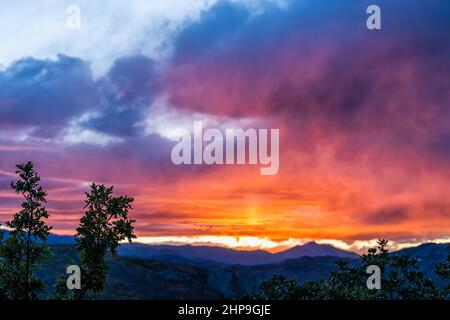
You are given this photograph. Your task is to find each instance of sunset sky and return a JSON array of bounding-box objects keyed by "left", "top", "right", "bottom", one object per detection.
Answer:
[{"left": 1, "top": 0, "right": 449, "bottom": 252}]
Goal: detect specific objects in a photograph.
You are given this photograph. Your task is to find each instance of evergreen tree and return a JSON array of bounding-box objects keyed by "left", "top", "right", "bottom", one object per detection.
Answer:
[{"left": 0, "top": 162, "right": 52, "bottom": 300}]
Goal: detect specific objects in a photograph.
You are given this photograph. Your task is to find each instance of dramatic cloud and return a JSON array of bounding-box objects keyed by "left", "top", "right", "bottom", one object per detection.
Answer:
[
  {"left": 161, "top": 0, "right": 450, "bottom": 241},
  {"left": 81, "top": 55, "right": 159, "bottom": 137},
  {"left": 0, "top": 54, "right": 160, "bottom": 141},
  {"left": 0, "top": 0, "right": 218, "bottom": 75},
  {"left": 0, "top": 0, "right": 449, "bottom": 249},
  {"left": 0, "top": 55, "right": 97, "bottom": 137}
]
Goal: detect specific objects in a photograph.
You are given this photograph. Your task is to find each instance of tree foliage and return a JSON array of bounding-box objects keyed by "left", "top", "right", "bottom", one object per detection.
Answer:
[
  {"left": 0, "top": 162, "right": 52, "bottom": 300},
  {"left": 56, "top": 183, "right": 136, "bottom": 300},
  {"left": 435, "top": 255, "right": 450, "bottom": 299},
  {"left": 253, "top": 240, "right": 449, "bottom": 300},
  {"left": 0, "top": 162, "right": 136, "bottom": 300}
]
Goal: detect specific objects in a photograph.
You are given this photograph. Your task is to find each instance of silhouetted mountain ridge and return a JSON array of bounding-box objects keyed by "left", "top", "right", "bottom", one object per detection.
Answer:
[{"left": 116, "top": 241, "right": 359, "bottom": 265}]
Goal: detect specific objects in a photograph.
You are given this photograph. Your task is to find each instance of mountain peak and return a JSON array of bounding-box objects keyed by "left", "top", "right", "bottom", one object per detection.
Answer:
[
  {"left": 301, "top": 241, "right": 323, "bottom": 247},
  {"left": 276, "top": 242, "right": 359, "bottom": 260}
]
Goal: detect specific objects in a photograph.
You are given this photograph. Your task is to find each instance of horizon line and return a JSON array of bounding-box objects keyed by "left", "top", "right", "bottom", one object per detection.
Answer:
[{"left": 2, "top": 228, "right": 449, "bottom": 254}]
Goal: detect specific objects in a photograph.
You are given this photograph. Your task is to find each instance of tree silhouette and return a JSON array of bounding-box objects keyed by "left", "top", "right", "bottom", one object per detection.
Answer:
[
  {"left": 253, "top": 239, "right": 446, "bottom": 300},
  {"left": 0, "top": 162, "right": 52, "bottom": 300},
  {"left": 57, "top": 183, "right": 136, "bottom": 300},
  {"left": 435, "top": 254, "right": 450, "bottom": 299}
]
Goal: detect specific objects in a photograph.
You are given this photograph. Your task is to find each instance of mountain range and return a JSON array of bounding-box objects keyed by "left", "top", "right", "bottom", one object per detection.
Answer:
[
  {"left": 31, "top": 232, "right": 449, "bottom": 299},
  {"left": 116, "top": 241, "right": 360, "bottom": 265}
]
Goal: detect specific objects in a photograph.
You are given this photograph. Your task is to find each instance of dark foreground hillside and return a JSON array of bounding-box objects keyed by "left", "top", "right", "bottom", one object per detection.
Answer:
[
  {"left": 39, "top": 243, "right": 449, "bottom": 299},
  {"left": 40, "top": 245, "right": 346, "bottom": 299},
  {"left": 40, "top": 245, "right": 224, "bottom": 299}
]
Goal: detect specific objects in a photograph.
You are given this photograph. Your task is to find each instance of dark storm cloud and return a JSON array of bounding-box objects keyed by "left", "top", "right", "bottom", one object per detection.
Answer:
[
  {"left": 0, "top": 54, "right": 159, "bottom": 139},
  {"left": 167, "top": 0, "right": 450, "bottom": 118},
  {"left": 0, "top": 54, "right": 98, "bottom": 137},
  {"left": 173, "top": 1, "right": 251, "bottom": 62},
  {"left": 81, "top": 55, "right": 159, "bottom": 137}
]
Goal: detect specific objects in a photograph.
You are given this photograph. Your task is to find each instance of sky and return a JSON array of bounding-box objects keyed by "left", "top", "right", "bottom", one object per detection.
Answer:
[{"left": 0, "top": 0, "right": 449, "bottom": 253}]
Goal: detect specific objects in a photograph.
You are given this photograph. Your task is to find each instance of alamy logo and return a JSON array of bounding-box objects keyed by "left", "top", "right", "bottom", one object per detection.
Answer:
[
  {"left": 66, "top": 5, "right": 81, "bottom": 30},
  {"left": 66, "top": 265, "right": 81, "bottom": 290},
  {"left": 366, "top": 5, "right": 381, "bottom": 30},
  {"left": 366, "top": 265, "right": 381, "bottom": 290},
  {"left": 171, "top": 121, "right": 280, "bottom": 175}
]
